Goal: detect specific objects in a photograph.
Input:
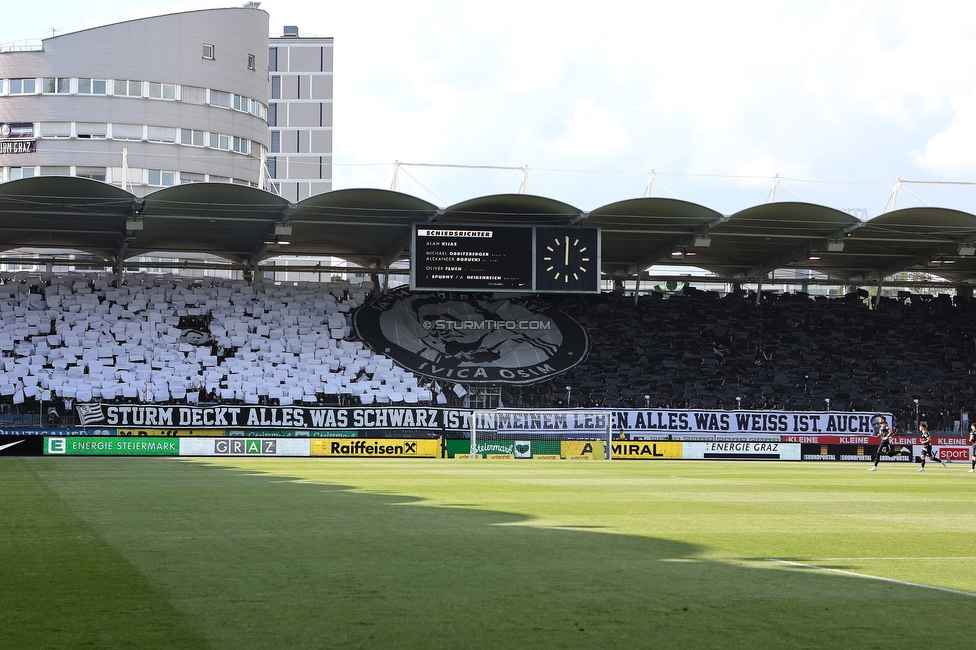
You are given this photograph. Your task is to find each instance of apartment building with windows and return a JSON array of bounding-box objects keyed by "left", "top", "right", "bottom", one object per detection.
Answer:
[
  {"left": 268, "top": 26, "right": 334, "bottom": 201},
  {"left": 0, "top": 7, "right": 272, "bottom": 195}
]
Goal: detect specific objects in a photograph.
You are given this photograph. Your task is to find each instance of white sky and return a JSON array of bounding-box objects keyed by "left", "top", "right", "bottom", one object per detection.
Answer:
[{"left": 5, "top": 0, "right": 976, "bottom": 216}]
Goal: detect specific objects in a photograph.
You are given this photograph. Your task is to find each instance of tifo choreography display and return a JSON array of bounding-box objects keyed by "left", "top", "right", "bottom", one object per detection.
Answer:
[
  {"left": 1, "top": 403, "right": 965, "bottom": 464},
  {"left": 69, "top": 405, "right": 892, "bottom": 436}
]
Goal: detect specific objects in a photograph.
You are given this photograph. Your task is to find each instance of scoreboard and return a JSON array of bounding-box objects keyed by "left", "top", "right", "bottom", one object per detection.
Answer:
[
  {"left": 411, "top": 225, "right": 600, "bottom": 293},
  {"left": 412, "top": 226, "right": 533, "bottom": 291}
]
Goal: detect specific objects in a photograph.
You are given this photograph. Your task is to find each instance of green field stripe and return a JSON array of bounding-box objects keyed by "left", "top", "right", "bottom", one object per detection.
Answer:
[
  {"left": 0, "top": 458, "right": 208, "bottom": 650},
  {"left": 14, "top": 457, "right": 976, "bottom": 649}
]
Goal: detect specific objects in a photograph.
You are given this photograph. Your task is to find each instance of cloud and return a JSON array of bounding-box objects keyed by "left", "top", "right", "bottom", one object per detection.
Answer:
[
  {"left": 548, "top": 100, "right": 629, "bottom": 157},
  {"left": 913, "top": 92, "right": 976, "bottom": 174},
  {"left": 9, "top": 0, "right": 976, "bottom": 215}
]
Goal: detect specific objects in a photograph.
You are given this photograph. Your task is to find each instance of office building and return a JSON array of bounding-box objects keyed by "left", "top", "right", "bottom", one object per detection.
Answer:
[
  {"left": 0, "top": 7, "right": 332, "bottom": 199},
  {"left": 268, "top": 26, "right": 334, "bottom": 201}
]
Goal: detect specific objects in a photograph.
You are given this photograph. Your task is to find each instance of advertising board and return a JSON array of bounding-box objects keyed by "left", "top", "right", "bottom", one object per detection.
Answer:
[
  {"left": 179, "top": 438, "right": 310, "bottom": 456},
  {"left": 683, "top": 442, "right": 800, "bottom": 460},
  {"left": 609, "top": 441, "right": 682, "bottom": 459},
  {"left": 44, "top": 437, "right": 179, "bottom": 456},
  {"left": 911, "top": 445, "right": 971, "bottom": 463},
  {"left": 310, "top": 438, "right": 441, "bottom": 458},
  {"left": 0, "top": 435, "right": 44, "bottom": 456}
]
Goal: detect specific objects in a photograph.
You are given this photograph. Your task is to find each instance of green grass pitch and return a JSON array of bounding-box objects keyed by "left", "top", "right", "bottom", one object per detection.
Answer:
[{"left": 4, "top": 457, "right": 976, "bottom": 649}]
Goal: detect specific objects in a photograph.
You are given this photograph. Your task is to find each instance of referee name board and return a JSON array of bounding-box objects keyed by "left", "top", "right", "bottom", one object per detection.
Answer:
[
  {"left": 412, "top": 226, "right": 533, "bottom": 291},
  {"left": 411, "top": 225, "right": 601, "bottom": 293}
]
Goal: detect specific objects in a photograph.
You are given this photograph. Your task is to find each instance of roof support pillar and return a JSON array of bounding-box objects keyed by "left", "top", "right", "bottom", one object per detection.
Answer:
[
  {"left": 244, "top": 258, "right": 261, "bottom": 287},
  {"left": 115, "top": 236, "right": 130, "bottom": 284}
]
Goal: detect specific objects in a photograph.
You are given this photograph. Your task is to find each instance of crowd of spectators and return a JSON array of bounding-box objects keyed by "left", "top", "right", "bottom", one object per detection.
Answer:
[
  {"left": 3, "top": 271, "right": 974, "bottom": 432},
  {"left": 504, "top": 288, "right": 976, "bottom": 430}
]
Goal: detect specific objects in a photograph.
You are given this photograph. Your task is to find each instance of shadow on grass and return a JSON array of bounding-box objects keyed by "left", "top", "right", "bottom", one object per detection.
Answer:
[{"left": 10, "top": 457, "right": 976, "bottom": 650}]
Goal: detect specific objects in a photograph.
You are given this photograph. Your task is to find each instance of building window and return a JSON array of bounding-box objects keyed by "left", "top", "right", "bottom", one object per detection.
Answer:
[
  {"left": 182, "top": 85, "right": 206, "bottom": 105},
  {"left": 233, "top": 94, "right": 250, "bottom": 112},
  {"left": 77, "top": 78, "right": 107, "bottom": 94},
  {"left": 9, "top": 167, "right": 37, "bottom": 180},
  {"left": 9, "top": 79, "right": 37, "bottom": 94},
  {"left": 209, "top": 133, "right": 230, "bottom": 150},
  {"left": 76, "top": 166, "right": 107, "bottom": 182},
  {"left": 42, "top": 78, "right": 70, "bottom": 94},
  {"left": 180, "top": 172, "right": 205, "bottom": 184},
  {"left": 148, "top": 169, "right": 176, "bottom": 186},
  {"left": 76, "top": 123, "right": 107, "bottom": 139},
  {"left": 248, "top": 53, "right": 256, "bottom": 70},
  {"left": 232, "top": 137, "right": 250, "bottom": 155},
  {"left": 203, "top": 43, "right": 215, "bottom": 60},
  {"left": 112, "top": 124, "right": 143, "bottom": 141},
  {"left": 209, "top": 90, "right": 231, "bottom": 108},
  {"left": 180, "top": 129, "right": 204, "bottom": 146},
  {"left": 267, "top": 157, "right": 277, "bottom": 178},
  {"left": 147, "top": 126, "right": 177, "bottom": 143},
  {"left": 148, "top": 82, "right": 176, "bottom": 100},
  {"left": 271, "top": 76, "right": 281, "bottom": 99},
  {"left": 269, "top": 47, "right": 277, "bottom": 72},
  {"left": 39, "top": 122, "right": 71, "bottom": 138},
  {"left": 268, "top": 104, "right": 277, "bottom": 127},
  {"left": 114, "top": 79, "right": 142, "bottom": 97},
  {"left": 270, "top": 131, "right": 281, "bottom": 153}
]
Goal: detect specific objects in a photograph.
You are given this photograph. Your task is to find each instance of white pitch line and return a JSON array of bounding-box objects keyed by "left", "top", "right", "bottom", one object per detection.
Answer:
[
  {"left": 786, "top": 556, "right": 976, "bottom": 562},
  {"left": 766, "top": 559, "right": 976, "bottom": 598}
]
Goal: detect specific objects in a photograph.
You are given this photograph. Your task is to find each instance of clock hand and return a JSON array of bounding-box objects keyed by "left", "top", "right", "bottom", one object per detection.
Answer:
[{"left": 564, "top": 236, "right": 569, "bottom": 266}]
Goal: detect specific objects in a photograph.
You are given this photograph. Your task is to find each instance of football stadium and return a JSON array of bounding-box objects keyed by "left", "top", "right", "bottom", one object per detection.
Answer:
[{"left": 3, "top": 7, "right": 976, "bottom": 650}]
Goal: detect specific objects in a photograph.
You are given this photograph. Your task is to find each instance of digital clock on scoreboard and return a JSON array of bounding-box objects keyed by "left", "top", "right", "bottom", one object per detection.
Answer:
[
  {"left": 411, "top": 225, "right": 600, "bottom": 293},
  {"left": 534, "top": 227, "right": 601, "bottom": 293}
]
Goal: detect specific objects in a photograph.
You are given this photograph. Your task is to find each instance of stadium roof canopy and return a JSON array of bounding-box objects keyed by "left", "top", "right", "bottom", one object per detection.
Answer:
[{"left": 3, "top": 176, "right": 976, "bottom": 284}]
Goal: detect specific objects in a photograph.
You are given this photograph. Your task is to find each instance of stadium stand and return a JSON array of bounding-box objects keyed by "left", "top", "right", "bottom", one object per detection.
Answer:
[
  {"left": 1, "top": 272, "right": 973, "bottom": 431},
  {"left": 0, "top": 272, "right": 434, "bottom": 425},
  {"left": 502, "top": 288, "right": 976, "bottom": 430}
]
